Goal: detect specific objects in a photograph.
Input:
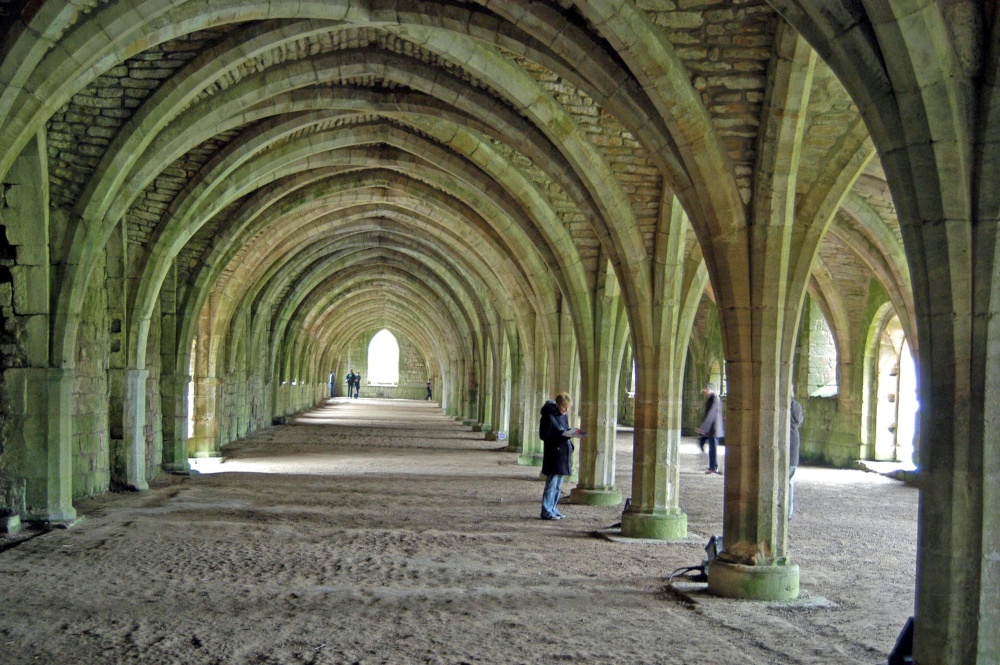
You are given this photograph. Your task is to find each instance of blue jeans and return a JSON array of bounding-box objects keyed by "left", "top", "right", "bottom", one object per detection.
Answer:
[{"left": 541, "top": 474, "right": 565, "bottom": 518}]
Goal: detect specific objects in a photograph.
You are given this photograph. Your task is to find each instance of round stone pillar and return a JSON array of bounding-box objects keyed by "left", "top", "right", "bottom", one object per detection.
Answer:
[
  {"left": 620, "top": 508, "right": 687, "bottom": 540},
  {"left": 708, "top": 560, "right": 800, "bottom": 601}
]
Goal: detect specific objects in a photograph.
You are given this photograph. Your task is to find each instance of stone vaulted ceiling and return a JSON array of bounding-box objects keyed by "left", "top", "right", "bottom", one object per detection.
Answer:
[{"left": 0, "top": 0, "right": 907, "bottom": 382}]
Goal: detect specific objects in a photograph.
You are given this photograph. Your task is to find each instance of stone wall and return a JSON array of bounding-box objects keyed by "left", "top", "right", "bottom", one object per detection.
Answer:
[
  {"left": 216, "top": 314, "right": 272, "bottom": 445},
  {"left": 805, "top": 298, "right": 838, "bottom": 395},
  {"left": 0, "top": 228, "right": 16, "bottom": 470},
  {"left": 72, "top": 251, "right": 110, "bottom": 498},
  {"left": 797, "top": 396, "right": 859, "bottom": 467}
]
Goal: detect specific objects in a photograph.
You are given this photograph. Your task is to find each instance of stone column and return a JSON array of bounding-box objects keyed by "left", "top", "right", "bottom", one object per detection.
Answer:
[
  {"left": 485, "top": 325, "right": 506, "bottom": 440},
  {"left": 572, "top": 263, "right": 623, "bottom": 506},
  {"left": 158, "top": 258, "right": 189, "bottom": 473},
  {"left": 2, "top": 133, "right": 76, "bottom": 524},
  {"left": 705, "top": 28, "right": 816, "bottom": 599},
  {"left": 120, "top": 368, "right": 149, "bottom": 490},
  {"left": 160, "top": 372, "right": 191, "bottom": 473},
  {"left": 505, "top": 327, "right": 526, "bottom": 452},
  {"left": 463, "top": 354, "right": 479, "bottom": 427},
  {"left": 22, "top": 368, "right": 77, "bottom": 523},
  {"left": 474, "top": 340, "right": 492, "bottom": 432},
  {"left": 190, "top": 377, "right": 220, "bottom": 458},
  {"left": 621, "top": 195, "right": 702, "bottom": 540},
  {"left": 518, "top": 316, "right": 547, "bottom": 466}
]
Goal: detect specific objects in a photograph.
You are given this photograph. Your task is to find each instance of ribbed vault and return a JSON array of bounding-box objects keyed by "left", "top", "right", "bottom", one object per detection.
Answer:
[{"left": 3, "top": 3, "right": 996, "bottom": 662}]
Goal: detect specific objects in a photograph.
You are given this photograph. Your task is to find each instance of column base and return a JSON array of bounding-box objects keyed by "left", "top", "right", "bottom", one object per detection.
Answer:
[
  {"left": 27, "top": 514, "right": 84, "bottom": 529},
  {"left": 484, "top": 431, "right": 498, "bottom": 441},
  {"left": 463, "top": 420, "right": 477, "bottom": 427},
  {"left": 25, "top": 505, "right": 78, "bottom": 524},
  {"left": 162, "top": 461, "right": 191, "bottom": 475},
  {"left": 569, "top": 486, "right": 623, "bottom": 506},
  {"left": 2, "top": 515, "right": 21, "bottom": 534},
  {"left": 620, "top": 510, "right": 687, "bottom": 541},
  {"left": 707, "top": 560, "right": 800, "bottom": 601},
  {"left": 517, "top": 453, "right": 542, "bottom": 466}
]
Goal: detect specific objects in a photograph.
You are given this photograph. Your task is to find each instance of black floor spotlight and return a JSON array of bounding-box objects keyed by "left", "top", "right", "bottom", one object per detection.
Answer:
[{"left": 668, "top": 535, "right": 723, "bottom": 584}]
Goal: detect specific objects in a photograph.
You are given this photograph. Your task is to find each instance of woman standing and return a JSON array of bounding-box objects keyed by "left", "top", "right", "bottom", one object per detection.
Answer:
[{"left": 539, "top": 393, "right": 575, "bottom": 520}]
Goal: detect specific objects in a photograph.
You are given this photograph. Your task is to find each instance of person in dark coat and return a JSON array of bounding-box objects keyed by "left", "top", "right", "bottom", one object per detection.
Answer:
[
  {"left": 345, "top": 370, "right": 355, "bottom": 398},
  {"left": 788, "top": 392, "right": 804, "bottom": 519},
  {"left": 697, "top": 382, "right": 725, "bottom": 474},
  {"left": 426, "top": 380, "right": 432, "bottom": 400},
  {"left": 539, "top": 392, "right": 575, "bottom": 520},
  {"left": 353, "top": 371, "right": 362, "bottom": 398}
]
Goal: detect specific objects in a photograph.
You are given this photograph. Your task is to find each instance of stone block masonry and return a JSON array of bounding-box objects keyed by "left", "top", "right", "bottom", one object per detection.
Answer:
[{"left": 72, "top": 251, "right": 110, "bottom": 498}]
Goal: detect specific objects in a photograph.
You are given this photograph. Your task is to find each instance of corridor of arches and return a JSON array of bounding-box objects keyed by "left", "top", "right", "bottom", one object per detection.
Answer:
[
  {"left": 0, "top": 2, "right": 997, "bottom": 663},
  {"left": 0, "top": 398, "right": 918, "bottom": 664}
]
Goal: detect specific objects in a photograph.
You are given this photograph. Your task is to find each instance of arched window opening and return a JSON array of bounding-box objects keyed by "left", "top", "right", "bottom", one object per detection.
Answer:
[
  {"left": 873, "top": 315, "right": 917, "bottom": 464},
  {"left": 629, "top": 360, "right": 636, "bottom": 397},
  {"left": 807, "top": 299, "right": 838, "bottom": 396},
  {"left": 367, "top": 329, "right": 399, "bottom": 386},
  {"left": 708, "top": 360, "right": 726, "bottom": 395}
]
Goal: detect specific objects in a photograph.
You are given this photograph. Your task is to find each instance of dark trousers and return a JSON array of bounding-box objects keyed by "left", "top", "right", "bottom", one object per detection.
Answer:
[{"left": 701, "top": 436, "right": 719, "bottom": 471}]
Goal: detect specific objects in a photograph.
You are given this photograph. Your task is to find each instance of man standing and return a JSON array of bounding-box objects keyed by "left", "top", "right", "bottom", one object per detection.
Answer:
[
  {"left": 788, "top": 391, "right": 804, "bottom": 519},
  {"left": 697, "top": 382, "right": 725, "bottom": 475},
  {"left": 345, "top": 369, "right": 355, "bottom": 398},
  {"left": 539, "top": 393, "right": 575, "bottom": 520},
  {"left": 426, "top": 380, "right": 433, "bottom": 400},
  {"left": 353, "top": 371, "right": 362, "bottom": 398}
]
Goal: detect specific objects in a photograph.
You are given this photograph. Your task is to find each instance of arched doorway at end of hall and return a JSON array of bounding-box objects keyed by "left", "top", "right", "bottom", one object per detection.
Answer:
[{"left": 863, "top": 308, "right": 917, "bottom": 465}]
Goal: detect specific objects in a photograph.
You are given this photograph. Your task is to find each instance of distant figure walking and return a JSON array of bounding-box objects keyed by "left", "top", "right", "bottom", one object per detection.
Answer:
[
  {"left": 426, "top": 380, "right": 433, "bottom": 400},
  {"left": 697, "top": 382, "right": 725, "bottom": 475},
  {"left": 788, "top": 391, "right": 804, "bottom": 519},
  {"left": 353, "top": 371, "right": 361, "bottom": 398}
]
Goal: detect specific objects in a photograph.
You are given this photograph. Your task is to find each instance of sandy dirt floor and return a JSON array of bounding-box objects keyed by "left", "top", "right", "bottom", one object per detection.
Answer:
[{"left": 0, "top": 398, "right": 917, "bottom": 664}]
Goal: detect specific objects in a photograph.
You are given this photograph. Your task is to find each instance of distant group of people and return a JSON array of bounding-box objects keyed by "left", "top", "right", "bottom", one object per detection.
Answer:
[
  {"left": 337, "top": 371, "right": 434, "bottom": 401},
  {"left": 344, "top": 369, "right": 361, "bottom": 398},
  {"left": 538, "top": 382, "right": 803, "bottom": 522}
]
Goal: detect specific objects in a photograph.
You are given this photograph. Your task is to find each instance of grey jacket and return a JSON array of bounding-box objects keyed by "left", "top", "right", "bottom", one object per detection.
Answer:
[
  {"left": 699, "top": 393, "right": 725, "bottom": 438},
  {"left": 789, "top": 399, "right": 804, "bottom": 466}
]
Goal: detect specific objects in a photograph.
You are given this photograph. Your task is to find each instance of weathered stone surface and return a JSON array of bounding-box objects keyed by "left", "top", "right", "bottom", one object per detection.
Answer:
[{"left": 0, "top": 4, "right": 995, "bottom": 661}]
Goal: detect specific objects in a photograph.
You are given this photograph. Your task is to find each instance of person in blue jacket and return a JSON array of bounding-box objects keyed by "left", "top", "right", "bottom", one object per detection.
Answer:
[{"left": 539, "top": 392, "right": 575, "bottom": 520}]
